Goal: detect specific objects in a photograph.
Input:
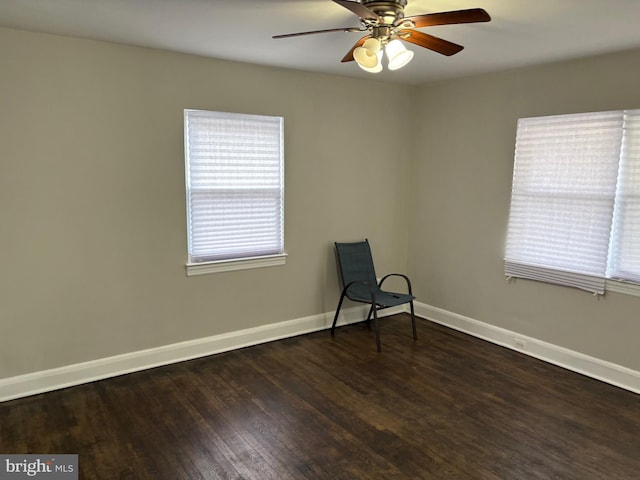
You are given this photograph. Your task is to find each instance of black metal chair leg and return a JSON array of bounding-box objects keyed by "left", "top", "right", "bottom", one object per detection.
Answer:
[
  {"left": 372, "top": 306, "right": 381, "bottom": 352},
  {"left": 331, "top": 290, "right": 348, "bottom": 336},
  {"left": 410, "top": 301, "right": 417, "bottom": 340},
  {"left": 365, "top": 304, "right": 375, "bottom": 325}
]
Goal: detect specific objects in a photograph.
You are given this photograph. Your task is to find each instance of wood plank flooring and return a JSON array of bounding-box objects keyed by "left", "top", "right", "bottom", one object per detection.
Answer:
[{"left": 1, "top": 314, "right": 639, "bottom": 479}]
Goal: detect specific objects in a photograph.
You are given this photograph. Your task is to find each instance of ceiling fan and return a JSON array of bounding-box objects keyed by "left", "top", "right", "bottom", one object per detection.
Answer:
[{"left": 273, "top": 0, "right": 491, "bottom": 72}]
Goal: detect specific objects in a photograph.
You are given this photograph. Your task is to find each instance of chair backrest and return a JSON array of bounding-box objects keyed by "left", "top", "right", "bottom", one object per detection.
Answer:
[{"left": 335, "top": 240, "right": 379, "bottom": 295}]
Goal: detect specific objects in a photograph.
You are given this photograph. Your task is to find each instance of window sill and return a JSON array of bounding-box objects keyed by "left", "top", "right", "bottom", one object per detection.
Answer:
[
  {"left": 606, "top": 279, "right": 640, "bottom": 297},
  {"left": 186, "top": 254, "right": 287, "bottom": 277}
]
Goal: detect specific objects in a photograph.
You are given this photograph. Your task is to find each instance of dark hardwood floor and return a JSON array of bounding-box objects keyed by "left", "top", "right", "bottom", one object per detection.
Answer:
[{"left": 1, "top": 314, "right": 639, "bottom": 479}]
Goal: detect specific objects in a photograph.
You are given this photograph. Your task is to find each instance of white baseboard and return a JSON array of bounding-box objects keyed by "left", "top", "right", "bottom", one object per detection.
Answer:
[
  {"left": 414, "top": 302, "right": 640, "bottom": 395},
  {"left": 3, "top": 302, "right": 638, "bottom": 402},
  {"left": 0, "top": 305, "right": 402, "bottom": 403}
]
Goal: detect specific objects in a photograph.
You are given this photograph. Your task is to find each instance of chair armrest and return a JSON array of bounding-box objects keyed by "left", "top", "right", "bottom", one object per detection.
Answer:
[
  {"left": 342, "top": 280, "right": 377, "bottom": 303},
  {"left": 379, "top": 273, "right": 413, "bottom": 295}
]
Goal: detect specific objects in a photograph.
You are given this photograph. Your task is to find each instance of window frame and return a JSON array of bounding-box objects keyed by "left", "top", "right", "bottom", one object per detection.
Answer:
[
  {"left": 183, "top": 109, "right": 286, "bottom": 276},
  {"left": 505, "top": 109, "right": 640, "bottom": 296}
]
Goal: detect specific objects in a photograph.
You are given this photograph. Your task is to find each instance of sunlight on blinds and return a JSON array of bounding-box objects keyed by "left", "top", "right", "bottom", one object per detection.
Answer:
[
  {"left": 184, "top": 110, "right": 284, "bottom": 264},
  {"left": 505, "top": 111, "right": 623, "bottom": 294}
]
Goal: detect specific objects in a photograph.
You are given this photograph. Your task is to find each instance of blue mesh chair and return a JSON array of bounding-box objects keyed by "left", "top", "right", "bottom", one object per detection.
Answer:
[{"left": 331, "top": 239, "right": 417, "bottom": 351}]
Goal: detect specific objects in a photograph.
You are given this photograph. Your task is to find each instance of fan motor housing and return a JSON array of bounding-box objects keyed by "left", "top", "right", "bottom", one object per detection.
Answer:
[{"left": 361, "top": 0, "right": 407, "bottom": 25}]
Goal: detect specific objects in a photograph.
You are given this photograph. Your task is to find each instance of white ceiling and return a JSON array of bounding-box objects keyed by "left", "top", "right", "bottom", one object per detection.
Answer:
[{"left": 2, "top": 0, "right": 640, "bottom": 85}]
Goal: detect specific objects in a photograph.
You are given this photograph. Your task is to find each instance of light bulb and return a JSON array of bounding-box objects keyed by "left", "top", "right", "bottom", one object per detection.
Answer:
[
  {"left": 386, "top": 39, "right": 414, "bottom": 71},
  {"left": 354, "top": 38, "right": 382, "bottom": 69},
  {"left": 358, "top": 50, "right": 383, "bottom": 73}
]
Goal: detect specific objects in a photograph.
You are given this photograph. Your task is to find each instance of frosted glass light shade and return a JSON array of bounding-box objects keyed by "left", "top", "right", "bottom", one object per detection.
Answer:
[
  {"left": 386, "top": 39, "right": 414, "bottom": 70},
  {"left": 354, "top": 38, "right": 382, "bottom": 69},
  {"left": 358, "top": 50, "right": 383, "bottom": 72}
]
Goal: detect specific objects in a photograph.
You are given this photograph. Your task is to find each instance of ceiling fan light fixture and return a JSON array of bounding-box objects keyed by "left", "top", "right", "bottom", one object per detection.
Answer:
[
  {"left": 357, "top": 50, "right": 383, "bottom": 73},
  {"left": 385, "top": 39, "right": 413, "bottom": 70},
  {"left": 353, "top": 38, "right": 381, "bottom": 68},
  {"left": 273, "top": 2, "right": 491, "bottom": 73}
]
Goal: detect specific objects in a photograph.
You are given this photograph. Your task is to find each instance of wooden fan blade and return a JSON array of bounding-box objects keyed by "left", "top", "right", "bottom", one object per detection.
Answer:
[
  {"left": 398, "top": 30, "right": 464, "bottom": 56},
  {"left": 402, "top": 8, "right": 491, "bottom": 28},
  {"left": 333, "top": 0, "right": 379, "bottom": 21},
  {"left": 273, "top": 27, "right": 363, "bottom": 39},
  {"left": 341, "top": 35, "right": 370, "bottom": 62}
]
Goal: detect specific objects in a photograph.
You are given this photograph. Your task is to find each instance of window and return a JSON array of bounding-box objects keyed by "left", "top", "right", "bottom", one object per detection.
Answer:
[
  {"left": 184, "top": 109, "right": 285, "bottom": 276},
  {"left": 505, "top": 109, "right": 640, "bottom": 295}
]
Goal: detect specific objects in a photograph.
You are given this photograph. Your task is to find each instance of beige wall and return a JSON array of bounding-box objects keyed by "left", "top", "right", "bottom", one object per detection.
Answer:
[
  {"left": 2, "top": 24, "right": 639, "bottom": 381},
  {"left": 409, "top": 49, "right": 640, "bottom": 371},
  {"left": 0, "top": 27, "right": 413, "bottom": 378}
]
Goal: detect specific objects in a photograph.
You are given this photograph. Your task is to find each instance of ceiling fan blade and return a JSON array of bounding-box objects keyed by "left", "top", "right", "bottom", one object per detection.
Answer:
[
  {"left": 398, "top": 30, "right": 464, "bottom": 56},
  {"left": 402, "top": 8, "right": 491, "bottom": 28},
  {"left": 273, "top": 27, "right": 364, "bottom": 39},
  {"left": 333, "top": 0, "right": 379, "bottom": 21},
  {"left": 341, "top": 35, "right": 370, "bottom": 62}
]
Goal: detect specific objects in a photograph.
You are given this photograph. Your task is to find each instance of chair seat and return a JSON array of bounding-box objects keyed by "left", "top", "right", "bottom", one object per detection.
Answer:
[
  {"left": 374, "top": 290, "right": 415, "bottom": 308},
  {"left": 347, "top": 284, "right": 415, "bottom": 308}
]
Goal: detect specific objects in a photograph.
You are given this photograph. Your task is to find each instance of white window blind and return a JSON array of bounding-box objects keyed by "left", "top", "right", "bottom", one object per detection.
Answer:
[
  {"left": 505, "top": 111, "right": 628, "bottom": 294},
  {"left": 184, "top": 109, "right": 284, "bottom": 266},
  {"left": 607, "top": 110, "right": 640, "bottom": 283}
]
